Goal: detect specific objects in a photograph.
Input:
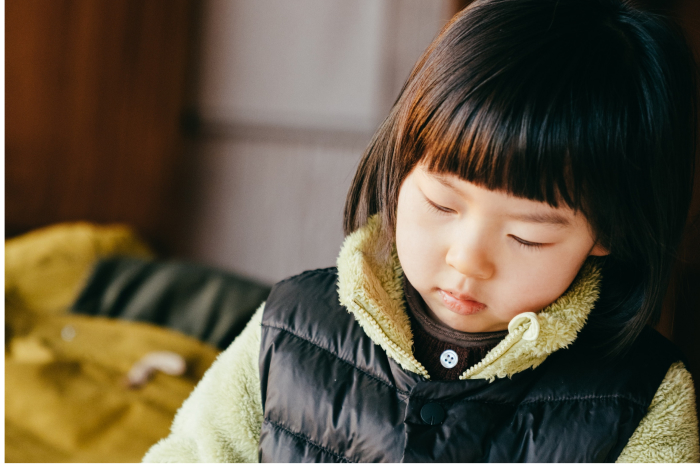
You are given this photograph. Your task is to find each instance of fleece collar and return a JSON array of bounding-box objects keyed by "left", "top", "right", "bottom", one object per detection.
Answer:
[{"left": 337, "top": 215, "right": 602, "bottom": 381}]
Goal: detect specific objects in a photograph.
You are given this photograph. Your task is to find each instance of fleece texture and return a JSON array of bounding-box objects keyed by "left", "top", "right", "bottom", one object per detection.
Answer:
[
  {"left": 617, "top": 361, "right": 700, "bottom": 463},
  {"left": 145, "top": 216, "right": 699, "bottom": 462},
  {"left": 143, "top": 306, "right": 264, "bottom": 463}
]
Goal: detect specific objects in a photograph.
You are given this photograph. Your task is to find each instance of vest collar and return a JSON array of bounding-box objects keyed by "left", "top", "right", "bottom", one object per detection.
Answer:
[{"left": 337, "top": 215, "right": 602, "bottom": 381}]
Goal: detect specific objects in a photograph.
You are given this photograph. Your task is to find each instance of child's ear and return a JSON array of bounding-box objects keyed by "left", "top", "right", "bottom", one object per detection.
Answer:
[{"left": 589, "top": 243, "right": 610, "bottom": 257}]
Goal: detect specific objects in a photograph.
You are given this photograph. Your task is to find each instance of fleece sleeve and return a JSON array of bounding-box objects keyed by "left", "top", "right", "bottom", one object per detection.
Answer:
[
  {"left": 616, "top": 361, "right": 700, "bottom": 463},
  {"left": 143, "top": 304, "right": 265, "bottom": 463}
]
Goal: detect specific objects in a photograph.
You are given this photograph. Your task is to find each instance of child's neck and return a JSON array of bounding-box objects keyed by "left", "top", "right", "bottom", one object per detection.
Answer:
[{"left": 403, "top": 276, "right": 507, "bottom": 381}]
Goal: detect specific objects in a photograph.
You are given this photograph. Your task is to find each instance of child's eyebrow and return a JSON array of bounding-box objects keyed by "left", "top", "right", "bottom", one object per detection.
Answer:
[{"left": 508, "top": 211, "right": 572, "bottom": 227}]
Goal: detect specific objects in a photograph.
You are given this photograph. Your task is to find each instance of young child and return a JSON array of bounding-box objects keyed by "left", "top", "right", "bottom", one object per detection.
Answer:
[{"left": 145, "top": 0, "right": 700, "bottom": 461}]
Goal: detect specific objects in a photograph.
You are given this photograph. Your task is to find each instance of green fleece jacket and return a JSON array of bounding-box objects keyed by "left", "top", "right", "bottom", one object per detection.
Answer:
[{"left": 144, "top": 216, "right": 700, "bottom": 463}]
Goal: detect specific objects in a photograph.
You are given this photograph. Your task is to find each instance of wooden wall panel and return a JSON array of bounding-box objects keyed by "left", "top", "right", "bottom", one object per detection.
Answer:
[{"left": 6, "top": 0, "right": 198, "bottom": 253}]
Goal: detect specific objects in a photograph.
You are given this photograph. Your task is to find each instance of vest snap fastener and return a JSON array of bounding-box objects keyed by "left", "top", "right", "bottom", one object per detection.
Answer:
[
  {"left": 439, "top": 349, "right": 459, "bottom": 368},
  {"left": 420, "top": 403, "right": 445, "bottom": 425}
]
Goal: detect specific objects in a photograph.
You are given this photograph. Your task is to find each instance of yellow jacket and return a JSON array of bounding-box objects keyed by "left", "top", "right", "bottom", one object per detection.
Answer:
[{"left": 5, "top": 223, "right": 220, "bottom": 462}]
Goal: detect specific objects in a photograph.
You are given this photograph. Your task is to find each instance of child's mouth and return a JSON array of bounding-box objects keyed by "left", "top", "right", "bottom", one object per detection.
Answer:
[{"left": 439, "top": 289, "right": 487, "bottom": 315}]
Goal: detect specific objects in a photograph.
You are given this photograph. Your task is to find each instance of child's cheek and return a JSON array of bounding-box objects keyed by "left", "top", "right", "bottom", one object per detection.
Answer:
[{"left": 509, "top": 251, "right": 590, "bottom": 314}]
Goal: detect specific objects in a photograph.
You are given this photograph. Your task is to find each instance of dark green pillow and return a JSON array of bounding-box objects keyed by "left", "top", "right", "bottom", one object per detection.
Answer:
[{"left": 71, "top": 257, "right": 270, "bottom": 350}]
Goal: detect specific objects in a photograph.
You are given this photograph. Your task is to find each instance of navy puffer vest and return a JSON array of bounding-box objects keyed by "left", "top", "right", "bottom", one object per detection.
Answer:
[{"left": 259, "top": 268, "right": 681, "bottom": 462}]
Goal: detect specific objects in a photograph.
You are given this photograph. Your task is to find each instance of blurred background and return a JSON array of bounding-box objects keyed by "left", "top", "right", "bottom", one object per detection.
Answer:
[
  {"left": 5, "top": 0, "right": 700, "bottom": 460},
  {"left": 5, "top": 2, "right": 457, "bottom": 461},
  {"left": 6, "top": 0, "right": 457, "bottom": 283}
]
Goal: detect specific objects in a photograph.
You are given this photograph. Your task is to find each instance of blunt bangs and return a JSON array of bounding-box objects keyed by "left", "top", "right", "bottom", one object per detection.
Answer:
[
  {"left": 395, "top": 0, "right": 668, "bottom": 233},
  {"left": 403, "top": 73, "right": 584, "bottom": 212}
]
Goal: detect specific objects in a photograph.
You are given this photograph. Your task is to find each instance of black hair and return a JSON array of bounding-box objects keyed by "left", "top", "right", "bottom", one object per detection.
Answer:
[{"left": 344, "top": 0, "right": 697, "bottom": 355}]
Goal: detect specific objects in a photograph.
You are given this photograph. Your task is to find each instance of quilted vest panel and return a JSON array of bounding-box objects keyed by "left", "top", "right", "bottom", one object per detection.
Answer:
[{"left": 259, "top": 268, "right": 681, "bottom": 463}]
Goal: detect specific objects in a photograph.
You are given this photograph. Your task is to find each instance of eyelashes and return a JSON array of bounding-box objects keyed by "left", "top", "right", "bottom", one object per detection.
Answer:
[
  {"left": 510, "top": 235, "right": 545, "bottom": 250},
  {"left": 424, "top": 197, "right": 454, "bottom": 215}
]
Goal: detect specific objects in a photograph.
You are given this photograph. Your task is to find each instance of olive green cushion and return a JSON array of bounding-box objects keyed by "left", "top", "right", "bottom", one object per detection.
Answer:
[{"left": 70, "top": 257, "right": 270, "bottom": 350}]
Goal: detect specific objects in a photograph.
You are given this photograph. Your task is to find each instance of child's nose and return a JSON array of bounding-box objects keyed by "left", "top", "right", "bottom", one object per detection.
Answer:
[{"left": 445, "top": 239, "right": 495, "bottom": 280}]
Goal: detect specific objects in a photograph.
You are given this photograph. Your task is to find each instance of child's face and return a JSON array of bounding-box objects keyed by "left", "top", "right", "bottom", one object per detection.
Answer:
[{"left": 396, "top": 164, "right": 608, "bottom": 333}]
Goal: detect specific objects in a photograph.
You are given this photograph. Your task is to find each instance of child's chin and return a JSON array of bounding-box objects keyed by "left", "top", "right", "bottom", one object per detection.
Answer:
[{"left": 431, "top": 306, "right": 500, "bottom": 333}]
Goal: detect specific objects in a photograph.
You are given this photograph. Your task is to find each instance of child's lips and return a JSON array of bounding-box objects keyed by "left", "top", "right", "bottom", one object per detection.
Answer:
[{"left": 438, "top": 289, "right": 487, "bottom": 315}]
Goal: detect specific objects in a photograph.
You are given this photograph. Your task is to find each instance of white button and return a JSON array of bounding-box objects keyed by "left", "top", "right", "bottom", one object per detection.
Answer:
[{"left": 440, "top": 349, "right": 459, "bottom": 369}]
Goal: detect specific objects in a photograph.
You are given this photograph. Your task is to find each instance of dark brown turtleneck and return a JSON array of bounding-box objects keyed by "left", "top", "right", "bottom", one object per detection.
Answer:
[{"left": 403, "top": 276, "right": 507, "bottom": 381}]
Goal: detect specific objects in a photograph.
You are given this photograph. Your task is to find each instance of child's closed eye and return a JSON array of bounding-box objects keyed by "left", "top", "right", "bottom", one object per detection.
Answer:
[
  {"left": 510, "top": 235, "right": 546, "bottom": 250},
  {"left": 424, "top": 197, "right": 455, "bottom": 215}
]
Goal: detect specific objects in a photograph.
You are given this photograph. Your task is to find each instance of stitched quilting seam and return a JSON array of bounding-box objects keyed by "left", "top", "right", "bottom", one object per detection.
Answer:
[
  {"left": 406, "top": 394, "right": 647, "bottom": 409},
  {"left": 265, "top": 419, "right": 356, "bottom": 463},
  {"left": 262, "top": 322, "right": 411, "bottom": 395},
  {"left": 519, "top": 394, "right": 648, "bottom": 408}
]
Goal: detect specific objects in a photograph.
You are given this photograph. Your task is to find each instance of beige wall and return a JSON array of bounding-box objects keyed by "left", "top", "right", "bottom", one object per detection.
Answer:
[{"left": 186, "top": 0, "right": 453, "bottom": 283}]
